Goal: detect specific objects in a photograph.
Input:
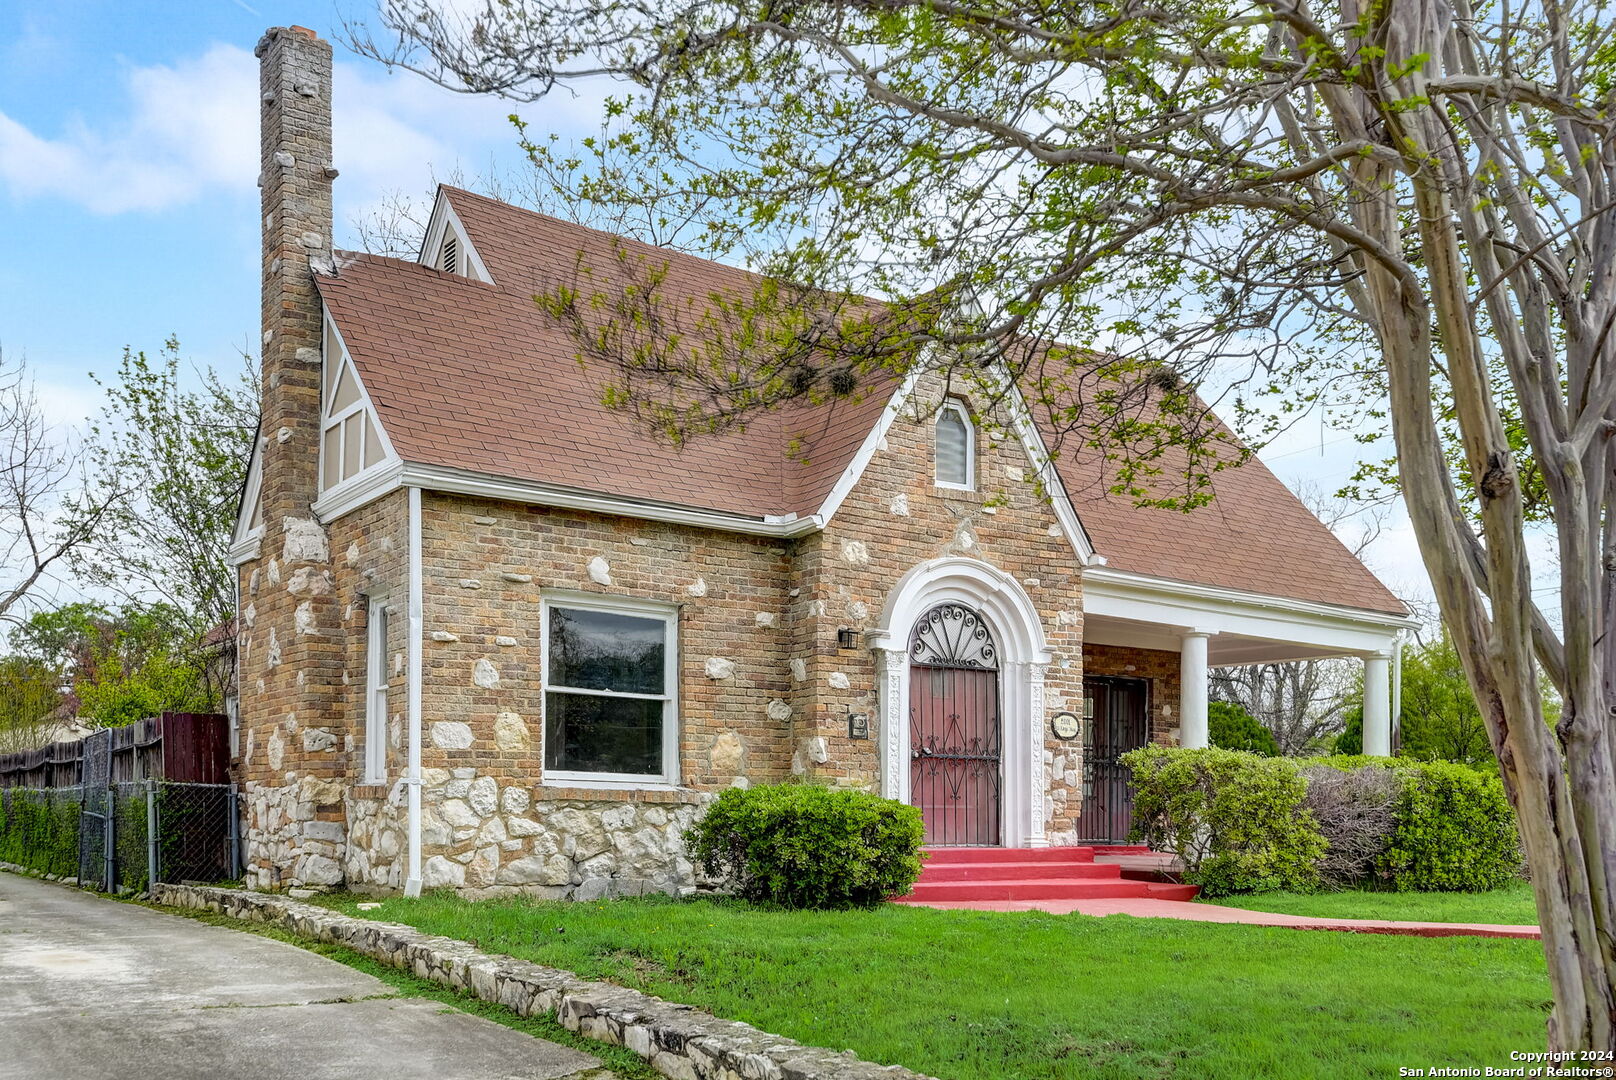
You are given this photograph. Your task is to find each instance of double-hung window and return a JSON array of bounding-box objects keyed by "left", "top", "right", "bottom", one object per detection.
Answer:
[
  {"left": 542, "top": 595, "right": 678, "bottom": 786},
  {"left": 364, "top": 597, "right": 390, "bottom": 784}
]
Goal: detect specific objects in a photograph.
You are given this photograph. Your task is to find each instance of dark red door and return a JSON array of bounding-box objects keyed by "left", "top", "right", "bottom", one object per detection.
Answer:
[{"left": 909, "top": 664, "right": 1002, "bottom": 846}]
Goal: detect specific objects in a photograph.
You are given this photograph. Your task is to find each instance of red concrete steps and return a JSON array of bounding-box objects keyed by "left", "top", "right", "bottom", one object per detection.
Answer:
[{"left": 894, "top": 846, "right": 1200, "bottom": 906}]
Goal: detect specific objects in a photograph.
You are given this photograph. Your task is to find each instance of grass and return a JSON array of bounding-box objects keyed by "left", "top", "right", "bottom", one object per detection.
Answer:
[
  {"left": 311, "top": 891, "right": 1550, "bottom": 1080},
  {"left": 145, "top": 901, "right": 660, "bottom": 1080},
  {"left": 1203, "top": 881, "right": 1540, "bottom": 925}
]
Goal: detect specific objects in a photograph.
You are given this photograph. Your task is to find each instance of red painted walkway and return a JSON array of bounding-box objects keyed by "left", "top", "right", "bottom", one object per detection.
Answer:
[
  {"left": 902, "top": 895, "right": 1542, "bottom": 939},
  {"left": 895, "top": 847, "right": 1541, "bottom": 940}
]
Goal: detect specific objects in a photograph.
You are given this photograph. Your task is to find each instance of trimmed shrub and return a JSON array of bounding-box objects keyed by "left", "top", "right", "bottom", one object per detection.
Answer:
[
  {"left": 684, "top": 783, "right": 924, "bottom": 908},
  {"left": 1123, "top": 746, "right": 1325, "bottom": 896},
  {"left": 1379, "top": 761, "right": 1520, "bottom": 891},
  {"left": 1208, "top": 701, "right": 1279, "bottom": 756}
]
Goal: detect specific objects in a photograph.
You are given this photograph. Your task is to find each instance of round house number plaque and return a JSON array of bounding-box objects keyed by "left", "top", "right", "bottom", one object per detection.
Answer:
[{"left": 1050, "top": 711, "right": 1081, "bottom": 740}]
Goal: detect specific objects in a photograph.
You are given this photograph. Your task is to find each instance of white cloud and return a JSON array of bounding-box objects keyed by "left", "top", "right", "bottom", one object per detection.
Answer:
[{"left": 0, "top": 40, "right": 606, "bottom": 218}]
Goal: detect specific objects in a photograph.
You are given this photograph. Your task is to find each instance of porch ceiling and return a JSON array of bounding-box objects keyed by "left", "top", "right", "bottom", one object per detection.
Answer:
[
  {"left": 1083, "top": 614, "right": 1365, "bottom": 666},
  {"left": 1080, "top": 566, "right": 1415, "bottom": 665}
]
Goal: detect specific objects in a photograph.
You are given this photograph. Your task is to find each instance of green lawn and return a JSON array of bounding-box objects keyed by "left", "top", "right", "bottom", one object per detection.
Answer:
[
  {"left": 1204, "top": 882, "right": 1540, "bottom": 925},
  {"left": 317, "top": 893, "right": 1550, "bottom": 1080}
]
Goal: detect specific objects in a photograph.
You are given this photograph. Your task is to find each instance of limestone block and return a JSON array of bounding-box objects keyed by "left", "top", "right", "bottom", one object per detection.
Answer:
[
  {"left": 506, "top": 816, "right": 544, "bottom": 838},
  {"left": 299, "top": 854, "right": 342, "bottom": 886},
  {"left": 431, "top": 630, "right": 459, "bottom": 642},
  {"left": 266, "top": 628, "right": 282, "bottom": 669},
  {"left": 766, "top": 699, "right": 792, "bottom": 721},
  {"left": 294, "top": 601, "right": 319, "bottom": 636},
  {"left": 497, "top": 854, "right": 573, "bottom": 887},
  {"left": 494, "top": 636, "right": 518, "bottom": 647},
  {"left": 476, "top": 816, "right": 508, "bottom": 845},
  {"left": 472, "top": 658, "right": 500, "bottom": 689},
  {"left": 500, "top": 786, "right": 530, "bottom": 815},
  {"left": 805, "top": 737, "right": 829, "bottom": 764},
  {"left": 493, "top": 712, "right": 530, "bottom": 750},
  {"left": 468, "top": 845, "right": 500, "bottom": 887},
  {"left": 754, "top": 611, "right": 777, "bottom": 628},
  {"left": 703, "top": 657, "right": 735, "bottom": 680},
  {"left": 422, "top": 855, "right": 466, "bottom": 888},
  {"left": 827, "top": 671, "right": 850, "bottom": 690},
  {"left": 587, "top": 556, "right": 612, "bottom": 585},
  {"left": 439, "top": 800, "right": 481, "bottom": 828},
  {"left": 303, "top": 820, "right": 345, "bottom": 843},
  {"left": 421, "top": 809, "right": 453, "bottom": 847},
  {"left": 297, "top": 776, "right": 344, "bottom": 807},
  {"left": 709, "top": 732, "right": 745, "bottom": 774},
  {"left": 266, "top": 729, "right": 285, "bottom": 771},
  {"left": 301, "top": 728, "right": 337, "bottom": 753},
  {"left": 467, "top": 776, "right": 499, "bottom": 817},
  {"left": 281, "top": 516, "right": 329, "bottom": 563},
  {"left": 841, "top": 540, "right": 870, "bottom": 566},
  {"left": 790, "top": 658, "right": 807, "bottom": 682},
  {"left": 687, "top": 576, "right": 707, "bottom": 597},
  {"left": 890, "top": 493, "right": 910, "bottom": 516},
  {"left": 431, "top": 721, "right": 474, "bottom": 749},
  {"left": 286, "top": 567, "right": 333, "bottom": 595}
]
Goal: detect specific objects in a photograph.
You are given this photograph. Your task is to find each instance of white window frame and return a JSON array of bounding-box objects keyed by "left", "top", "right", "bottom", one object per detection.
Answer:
[
  {"left": 540, "top": 592, "right": 680, "bottom": 788},
  {"left": 934, "top": 400, "right": 976, "bottom": 491},
  {"left": 363, "top": 596, "right": 391, "bottom": 784}
]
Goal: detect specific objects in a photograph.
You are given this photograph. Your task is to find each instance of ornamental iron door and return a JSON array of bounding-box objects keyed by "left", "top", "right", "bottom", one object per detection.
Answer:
[
  {"left": 908, "top": 604, "right": 1001, "bottom": 846},
  {"left": 1078, "top": 676, "right": 1149, "bottom": 843}
]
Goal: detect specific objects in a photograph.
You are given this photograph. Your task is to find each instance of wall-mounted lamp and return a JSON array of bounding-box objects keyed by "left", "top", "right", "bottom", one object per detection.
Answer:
[{"left": 837, "top": 628, "right": 860, "bottom": 650}]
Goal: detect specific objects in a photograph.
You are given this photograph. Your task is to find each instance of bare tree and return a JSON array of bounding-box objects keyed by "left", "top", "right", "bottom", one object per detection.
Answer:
[
  {"left": 1213, "top": 486, "right": 1392, "bottom": 752},
  {"left": 0, "top": 350, "right": 119, "bottom": 627},
  {"left": 351, "top": 0, "right": 1616, "bottom": 1046}
]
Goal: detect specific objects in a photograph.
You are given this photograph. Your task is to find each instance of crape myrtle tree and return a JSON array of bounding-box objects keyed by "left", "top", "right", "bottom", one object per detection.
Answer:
[{"left": 352, "top": 0, "right": 1616, "bottom": 1046}]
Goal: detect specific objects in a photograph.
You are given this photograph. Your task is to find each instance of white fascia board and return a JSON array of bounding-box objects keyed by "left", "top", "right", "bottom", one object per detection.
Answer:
[
  {"left": 227, "top": 532, "right": 263, "bottom": 567},
  {"left": 230, "top": 435, "right": 267, "bottom": 549},
  {"left": 419, "top": 190, "right": 494, "bottom": 285},
  {"left": 1083, "top": 565, "right": 1414, "bottom": 656},
  {"left": 999, "top": 374, "right": 1096, "bottom": 563},
  {"left": 397, "top": 462, "right": 821, "bottom": 537},
  {"left": 311, "top": 459, "right": 406, "bottom": 523},
  {"left": 812, "top": 372, "right": 919, "bottom": 525}
]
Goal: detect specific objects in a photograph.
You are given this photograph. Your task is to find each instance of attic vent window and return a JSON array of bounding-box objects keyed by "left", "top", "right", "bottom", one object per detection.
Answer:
[
  {"left": 439, "top": 234, "right": 460, "bottom": 274},
  {"left": 935, "top": 401, "right": 975, "bottom": 490}
]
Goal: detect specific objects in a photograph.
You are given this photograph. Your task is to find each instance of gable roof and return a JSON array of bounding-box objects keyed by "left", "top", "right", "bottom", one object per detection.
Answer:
[
  {"left": 317, "top": 190, "right": 890, "bottom": 522},
  {"left": 318, "top": 186, "right": 1403, "bottom": 615}
]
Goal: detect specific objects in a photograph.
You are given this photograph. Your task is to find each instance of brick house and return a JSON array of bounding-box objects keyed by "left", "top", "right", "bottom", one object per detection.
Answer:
[{"left": 231, "top": 27, "right": 1409, "bottom": 896}]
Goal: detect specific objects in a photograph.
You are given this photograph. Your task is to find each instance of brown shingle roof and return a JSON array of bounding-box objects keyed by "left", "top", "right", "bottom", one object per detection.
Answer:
[{"left": 321, "top": 187, "right": 1402, "bottom": 615}]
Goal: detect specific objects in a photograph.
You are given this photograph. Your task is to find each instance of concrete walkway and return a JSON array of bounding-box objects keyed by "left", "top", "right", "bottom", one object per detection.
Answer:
[
  {"left": 0, "top": 871, "right": 604, "bottom": 1080},
  {"left": 906, "top": 895, "right": 1543, "bottom": 939}
]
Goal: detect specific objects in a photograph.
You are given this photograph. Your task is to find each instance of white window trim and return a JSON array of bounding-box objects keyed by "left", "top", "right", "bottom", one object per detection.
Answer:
[
  {"left": 540, "top": 591, "right": 680, "bottom": 788},
  {"left": 363, "top": 596, "right": 391, "bottom": 784},
  {"left": 934, "top": 399, "right": 976, "bottom": 491}
]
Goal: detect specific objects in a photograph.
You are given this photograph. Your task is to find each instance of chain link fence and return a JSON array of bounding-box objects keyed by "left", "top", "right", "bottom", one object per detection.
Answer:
[{"left": 0, "top": 781, "right": 240, "bottom": 892}]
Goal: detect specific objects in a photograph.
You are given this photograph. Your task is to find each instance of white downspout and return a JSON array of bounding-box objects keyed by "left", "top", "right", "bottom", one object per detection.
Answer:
[{"left": 403, "top": 484, "right": 424, "bottom": 896}]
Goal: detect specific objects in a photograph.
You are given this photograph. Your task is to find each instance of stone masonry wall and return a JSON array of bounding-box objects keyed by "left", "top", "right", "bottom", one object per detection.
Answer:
[
  {"left": 237, "top": 26, "right": 349, "bottom": 890},
  {"left": 785, "top": 373, "right": 1089, "bottom": 843},
  {"left": 401, "top": 495, "right": 794, "bottom": 895},
  {"left": 1083, "top": 643, "right": 1183, "bottom": 747}
]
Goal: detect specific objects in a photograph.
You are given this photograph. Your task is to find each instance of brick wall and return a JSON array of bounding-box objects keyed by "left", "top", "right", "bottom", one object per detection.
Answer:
[{"left": 1083, "top": 643, "right": 1183, "bottom": 746}]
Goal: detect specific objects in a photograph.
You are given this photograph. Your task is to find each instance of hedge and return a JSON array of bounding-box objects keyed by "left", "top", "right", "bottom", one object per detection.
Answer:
[
  {"left": 684, "top": 783, "right": 925, "bottom": 908},
  {"left": 1123, "top": 747, "right": 1521, "bottom": 895},
  {"left": 0, "top": 787, "right": 83, "bottom": 878}
]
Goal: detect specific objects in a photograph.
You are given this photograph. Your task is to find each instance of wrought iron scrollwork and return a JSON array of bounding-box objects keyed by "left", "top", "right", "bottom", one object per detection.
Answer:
[{"left": 908, "top": 603, "right": 999, "bottom": 670}]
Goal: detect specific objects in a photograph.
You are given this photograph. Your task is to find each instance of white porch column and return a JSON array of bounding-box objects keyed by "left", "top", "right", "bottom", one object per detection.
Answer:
[
  {"left": 1179, "top": 631, "right": 1211, "bottom": 748},
  {"left": 1363, "top": 651, "right": 1393, "bottom": 756}
]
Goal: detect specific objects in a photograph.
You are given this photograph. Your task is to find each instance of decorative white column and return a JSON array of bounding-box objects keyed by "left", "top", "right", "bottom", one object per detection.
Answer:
[
  {"left": 1363, "top": 651, "right": 1393, "bottom": 757},
  {"left": 1180, "top": 631, "right": 1211, "bottom": 749},
  {"left": 1027, "top": 662, "right": 1049, "bottom": 847},
  {"left": 873, "top": 647, "right": 908, "bottom": 801}
]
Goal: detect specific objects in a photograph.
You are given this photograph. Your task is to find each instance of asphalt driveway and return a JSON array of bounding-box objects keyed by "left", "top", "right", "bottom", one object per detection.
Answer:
[{"left": 0, "top": 871, "right": 604, "bottom": 1080}]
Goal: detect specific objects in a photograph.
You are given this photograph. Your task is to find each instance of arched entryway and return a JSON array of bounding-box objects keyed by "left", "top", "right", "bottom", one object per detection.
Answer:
[
  {"left": 908, "top": 603, "right": 1002, "bottom": 846},
  {"left": 869, "top": 557, "right": 1053, "bottom": 848}
]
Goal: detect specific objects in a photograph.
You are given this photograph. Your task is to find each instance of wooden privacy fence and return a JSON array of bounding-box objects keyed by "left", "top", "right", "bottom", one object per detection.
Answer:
[
  {"left": 0, "top": 712, "right": 229, "bottom": 789},
  {"left": 0, "top": 713, "right": 239, "bottom": 892}
]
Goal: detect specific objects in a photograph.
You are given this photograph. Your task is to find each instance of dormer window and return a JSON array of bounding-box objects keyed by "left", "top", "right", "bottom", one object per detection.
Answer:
[{"left": 935, "top": 401, "right": 975, "bottom": 490}]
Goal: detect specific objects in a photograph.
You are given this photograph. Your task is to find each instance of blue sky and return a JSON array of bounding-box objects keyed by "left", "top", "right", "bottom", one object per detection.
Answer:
[{"left": 1, "top": 1, "right": 1456, "bottom": 615}]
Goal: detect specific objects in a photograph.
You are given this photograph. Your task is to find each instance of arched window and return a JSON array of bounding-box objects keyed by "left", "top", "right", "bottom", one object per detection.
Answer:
[{"left": 935, "top": 401, "right": 974, "bottom": 490}]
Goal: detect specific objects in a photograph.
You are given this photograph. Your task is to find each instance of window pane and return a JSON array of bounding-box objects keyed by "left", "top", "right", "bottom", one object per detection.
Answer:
[
  {"left": 545, "top": 692, "right": 662, "bottom": 775},
  {"left": 936, "top": 408, "right": 969, "bottom": 485},
  {"left": 547, "top": 606, "right": 666, "bottom": 693}
]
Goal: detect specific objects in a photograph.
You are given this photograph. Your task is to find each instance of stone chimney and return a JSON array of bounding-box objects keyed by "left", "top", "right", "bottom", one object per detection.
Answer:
[{"left": 241, "top": 26, "right": 343, "bottom": 890}]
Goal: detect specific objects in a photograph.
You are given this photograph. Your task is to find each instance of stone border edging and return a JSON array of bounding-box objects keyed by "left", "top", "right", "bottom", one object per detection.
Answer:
[{"left": 151, "top": 883, "right": 938, "bottom": 1080}]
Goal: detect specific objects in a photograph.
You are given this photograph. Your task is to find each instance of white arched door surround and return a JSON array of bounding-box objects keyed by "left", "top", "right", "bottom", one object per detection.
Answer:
[{"left": 867, "top": 556, "right": 1054, "bottom": 848}]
